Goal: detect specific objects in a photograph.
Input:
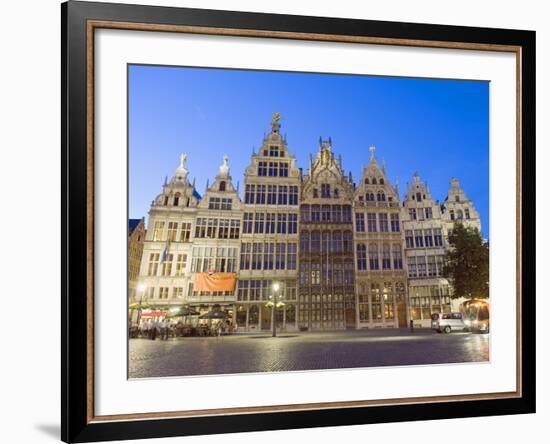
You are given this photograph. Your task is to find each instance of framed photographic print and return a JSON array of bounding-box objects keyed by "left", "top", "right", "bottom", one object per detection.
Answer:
[{"left": 61, "top": 0, "right": 536, "bottom": 442}]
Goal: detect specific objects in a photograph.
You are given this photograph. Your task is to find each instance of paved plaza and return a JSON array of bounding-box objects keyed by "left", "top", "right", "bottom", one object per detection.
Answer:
[{"left": 128, "top": 329, "right": 489, "bottom": 378}]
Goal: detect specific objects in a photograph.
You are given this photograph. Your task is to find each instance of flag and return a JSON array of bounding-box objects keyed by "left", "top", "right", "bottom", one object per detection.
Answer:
[{"left": 160, "top": 237, "right": 171, "bottom": 263}]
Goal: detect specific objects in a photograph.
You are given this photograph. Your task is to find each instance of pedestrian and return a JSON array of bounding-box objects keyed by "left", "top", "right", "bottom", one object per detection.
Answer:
[
  {"left": 410, "top": 319, "right": 414, "bottom": 333},
  {"left": 151, "top": 320, "right": 157, "bottom": 340}
]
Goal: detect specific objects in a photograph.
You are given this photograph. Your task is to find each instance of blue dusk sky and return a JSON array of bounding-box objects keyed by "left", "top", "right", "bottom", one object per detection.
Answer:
[{"left": 129, "top": 65, "right": 489, "bottom": 239}]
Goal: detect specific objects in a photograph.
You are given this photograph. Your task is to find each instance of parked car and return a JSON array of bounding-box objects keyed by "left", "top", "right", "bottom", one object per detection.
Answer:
[{"left": 431, "top": 312, "right": 467, "bottom": 333}]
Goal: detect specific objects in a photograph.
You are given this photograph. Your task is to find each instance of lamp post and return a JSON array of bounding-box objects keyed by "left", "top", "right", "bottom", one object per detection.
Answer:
[{"left": 267, "top": 282, "right": 285, "bottom": 337}]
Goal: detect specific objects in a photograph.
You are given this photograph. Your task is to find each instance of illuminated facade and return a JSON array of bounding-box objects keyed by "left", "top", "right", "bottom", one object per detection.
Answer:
[
  {"left": 137, "top": 155, "right": 200, "bottom": 309},
  {"left": 354, "top": 149, "right": 408, "bottom": 329},
  {"left": 298, "top": 139, "right": 356, "bottom": 330},
  {"left": 402, "top": 174, "right": 482, "bottom": 327},
  {"left": 236, "top": 115, "right": 301, "bottom": 331},
  {"left": 134, "top": 114, "right": 484, "bottom": 331},
  {"left": 187, "top": 156, "right": 243, "bottom": 319}
]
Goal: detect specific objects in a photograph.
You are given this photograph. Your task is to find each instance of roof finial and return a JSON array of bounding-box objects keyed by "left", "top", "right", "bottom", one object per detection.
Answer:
[
  {"left": 369, "top": 145, "right": 376, "bottom": 161},
  {"left": 219, "top": 154, "right": 229, "bottom": 177},
  {"left": 271, "top": 112, "right": 281, "bottom": 133}
]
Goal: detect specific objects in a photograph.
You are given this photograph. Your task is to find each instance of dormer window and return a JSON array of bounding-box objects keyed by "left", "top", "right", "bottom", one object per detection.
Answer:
[
  {"left": 313, "top": 188, "right": 318, "bottom": 198},
  {"left": 377, "top": 192, "right": 386, "bottom": 201},
  {"left": 455, "top": 195, "right": 460, "bottom": 202},
  {"left": 164, "top": 196, "right": 169, "bottom": 206},
  {"left": 372, "top": 178, "right": 377, "bottom": 185},
  {"left": 416, "top": 192, "right": 422, "bottom": 202},
  {"left": 269, "top": 146, "right": 279, "bottom": 157},
  {"left": 219, "top": 181, "right": 226, "bottom": 192},
  {"left": 379, "top": 178, "right": 385, "bottom": 185},
  {"left": 465, "top": 209, "right": 471, "bottom": 219},
  {"left": 365, "top": 178, "right": 370, "bottom": 185},
  {"left": 173, "top": 193, "right": 180, "bottom": 206},
  {"left": 334, "top": 188, "right": 339, "bottom": 198},
  {"left": 321, "top": 184, "right": 330, "bottom": 198}
]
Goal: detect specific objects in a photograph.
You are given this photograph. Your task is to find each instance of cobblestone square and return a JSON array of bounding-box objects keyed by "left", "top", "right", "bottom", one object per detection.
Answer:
[{"left": 129, "top": 329, "right": 489, "bottom": 378}]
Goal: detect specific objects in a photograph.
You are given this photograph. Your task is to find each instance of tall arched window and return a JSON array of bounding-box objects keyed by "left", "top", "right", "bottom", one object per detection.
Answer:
[
  {"left": 173, "top": 192, "right": 180, "bottom": 206},
  {"left": 300, "top": 231, "right": 310, "bottom": 253},
  {"left": 311, "top": 231, "right": 321, "bottom": 252},
  {"left": 379, "top": 178, "right": 385, "bottom": 185},
  {"left": 343, "top": 231, "right": 353, "bottom": 253},
  {"left": 372, "top": 178, "right": 377, "bottom": 185},
  {"left": 377, "top": 192, "right": 386, "bottom": 201},
  {"left": 365, "top": 178, "right": 370, "bottom": 185},
  {"left": 219, "top": 181, "right": 226, "bottom": 191},
  {"left": 332, "top": 231, "right": 342, "bottom": 252}
]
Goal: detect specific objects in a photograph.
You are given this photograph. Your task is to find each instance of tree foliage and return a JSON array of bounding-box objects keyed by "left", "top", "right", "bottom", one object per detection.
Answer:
[{"left": 442, "top": 223, "right": 489, "bottom": 299}]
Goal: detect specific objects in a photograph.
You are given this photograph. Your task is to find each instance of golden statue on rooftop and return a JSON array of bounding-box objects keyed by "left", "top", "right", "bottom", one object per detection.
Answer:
[{"left": 272, "top": 112, "right": 281, "bottom": 123}]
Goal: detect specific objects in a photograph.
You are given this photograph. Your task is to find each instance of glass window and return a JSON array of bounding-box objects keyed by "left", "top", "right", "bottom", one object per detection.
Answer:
[
  {"left": 390, "top": 213, "right": 400, "bottom": 232},
  {"left": 356, "top": 244, "right": 367, "bottom": 270},
  {"left": 379, "top": 213, "right": 389, "bottom": 232},
  {"left": 409, "top": 208, "right": 417, "bottom": 220},
  {"left": 392, "top": 244, "right": 403, "bottom": 269},
  {"left": 152, "top": 221, "right": 165, "bottom": 241},
  {"left": 288, "top": 213, "right": 298, "bottom": 234},
  {"left": 369, "top": 244, "right": 379, "bottom": 270},
  {"left": 179, "top": 222, "right": 191, "bottom": 242},
  {"left": 367, "top": 213, "right": 377, "bottom": 232},
  {"left": 414, "top": 230, "right": 424, "bottom": 247},
  {"left": 300, "top": 205, "right": 310, "bottom": 223},
  {"left": 258, "top": 161, "right": 267, "bottom": 176},
  {"left": 382, "top": 244, "right": 391, "bottom": 269},
  {"left": 355, "top": 213, "right": 365, "bottom": 232}
]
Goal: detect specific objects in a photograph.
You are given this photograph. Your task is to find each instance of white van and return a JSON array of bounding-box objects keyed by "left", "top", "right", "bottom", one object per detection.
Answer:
[{"left": 431, "top": 312, "right": 467, "bottom": 333}]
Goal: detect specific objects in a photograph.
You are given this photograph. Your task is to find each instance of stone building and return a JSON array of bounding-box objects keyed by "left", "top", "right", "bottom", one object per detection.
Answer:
[
  {"left": 441, "top": 177, "right": 482, "bottom": 233},
  {"left": 236, "top": 114, "right": 301, "bottom": 331},
  {"left": 401, "top": 173, "right": 451, "bottom": 327},
  {"left": 353, "top": 148, "right": 408, "bottom": 328},
  {"left": 298, "top": 138, "right": 356, "bottom": 330},
  {"left": 128, "top": 217, "right": 146, "bottom": 306},
  {"left": 133, "top": 115, "right": 485, "bottom": 331},
  {"left": 188, "top": 155, "right": 242, "bottom": 321},
  {"left": 138, "top": 154, "right": 200, "bottom": 310}
]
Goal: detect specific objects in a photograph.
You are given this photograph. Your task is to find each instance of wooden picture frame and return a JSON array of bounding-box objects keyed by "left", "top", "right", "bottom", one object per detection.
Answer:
[{"left": 62, "top": 1, "right": 535, "bottom": 442}]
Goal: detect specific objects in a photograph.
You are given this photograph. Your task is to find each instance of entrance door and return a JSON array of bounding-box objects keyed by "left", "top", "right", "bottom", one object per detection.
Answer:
[
  {"left": 397, "top": 302, "right": 407, "bottom": 327},
  {"left": 261, "top": 305, "right": 272, "bottom": 330}
]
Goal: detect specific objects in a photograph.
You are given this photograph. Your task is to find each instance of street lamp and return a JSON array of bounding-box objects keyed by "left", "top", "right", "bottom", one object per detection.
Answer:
[{"left": 267, "top": 282, "right": 284, "bottom": 337}]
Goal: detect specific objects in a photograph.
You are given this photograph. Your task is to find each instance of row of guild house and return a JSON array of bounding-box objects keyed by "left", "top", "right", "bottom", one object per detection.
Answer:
[{"left": 131, "top": 113, "right": 481, "bottom": 331}]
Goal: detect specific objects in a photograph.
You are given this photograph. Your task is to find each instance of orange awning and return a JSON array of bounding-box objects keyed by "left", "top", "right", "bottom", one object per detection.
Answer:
[{"left": 193, "top": 272, "right": 236, "bottom": 292}]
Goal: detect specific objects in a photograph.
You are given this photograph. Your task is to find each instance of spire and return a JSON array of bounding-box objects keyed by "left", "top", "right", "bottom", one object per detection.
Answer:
[
  {"left": 369, "top": 145, "right": 376, "bottom": 161},
  {"left": 205, "top": 179, "right": 209, "bottom": 193},
  {"left": 382, "top": 158, "right": 387, "bottom": 175}
]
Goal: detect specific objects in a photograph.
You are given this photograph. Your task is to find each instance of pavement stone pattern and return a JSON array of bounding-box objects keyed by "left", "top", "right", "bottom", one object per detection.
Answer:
[{"left": 128, "top": 329, "right": 489, "bottom": 378}]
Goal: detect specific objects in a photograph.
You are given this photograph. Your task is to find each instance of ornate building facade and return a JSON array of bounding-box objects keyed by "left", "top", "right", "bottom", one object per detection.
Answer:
[
  {"left": 188, "top": 156, "right": 242, "bottom": 319},
  {"left": 354, "top": 148, "right": 408, "bottom": 328},
  {"left": 298, "top": 139, "right": 356, "bottom": 330},
  {"left": 134, "top": 114, "right": 484, "bottom": 331},
  {"left": 236, "top": 115, "right": 301, "bottom": 331},
  {"left": 401, "top": 174, "right": 451, "bottom": 327},
  {"left": 138, "top": 155, "right": 200, "bottom": 308}
]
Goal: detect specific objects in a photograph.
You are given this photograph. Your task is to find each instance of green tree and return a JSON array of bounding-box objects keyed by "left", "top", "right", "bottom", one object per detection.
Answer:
[{"left": 442, "top": 223, "right": 489, "bottom": 299}]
